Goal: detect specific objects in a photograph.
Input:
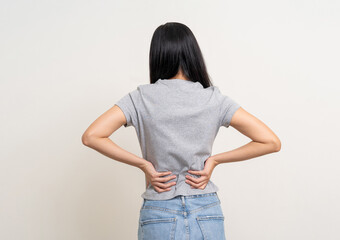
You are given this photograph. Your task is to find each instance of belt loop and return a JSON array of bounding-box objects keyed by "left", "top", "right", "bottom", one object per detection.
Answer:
[{"left": 180, "top": 195, "right": 185, "bottom": 207}]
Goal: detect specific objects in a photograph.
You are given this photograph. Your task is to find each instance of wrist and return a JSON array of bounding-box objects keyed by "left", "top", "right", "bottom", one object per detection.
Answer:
[
  {"left": 139, "top": 160, "right": 151, "bottom": 172},
  {"left": 209, "top": 155, "right": 220, "bottom": 167}
]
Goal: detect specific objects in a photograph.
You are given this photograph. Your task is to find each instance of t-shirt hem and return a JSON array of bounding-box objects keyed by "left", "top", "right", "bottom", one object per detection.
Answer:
[{"left": 140, "top": 184, "right": 220, "bottom": 200}]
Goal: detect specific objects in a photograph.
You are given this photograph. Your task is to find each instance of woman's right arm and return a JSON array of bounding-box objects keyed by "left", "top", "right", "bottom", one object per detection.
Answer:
[{"left": 211, "top": 107, "right": 281, "bottom": 166}]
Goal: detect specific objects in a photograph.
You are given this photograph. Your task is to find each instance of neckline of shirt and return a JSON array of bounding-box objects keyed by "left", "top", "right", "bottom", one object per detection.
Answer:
[{"left": 156, "top": 78, "right": 203, "bottom": 88}]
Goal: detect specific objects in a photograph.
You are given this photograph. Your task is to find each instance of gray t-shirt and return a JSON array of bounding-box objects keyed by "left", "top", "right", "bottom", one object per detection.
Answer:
[{"left": 114, "top": 78, "right": 241, "bottom": 200}]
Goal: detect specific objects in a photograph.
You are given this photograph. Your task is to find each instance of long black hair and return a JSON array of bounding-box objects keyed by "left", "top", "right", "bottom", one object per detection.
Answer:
[{"left": 149, "top": 22, "right": 214, "bottom": 88}]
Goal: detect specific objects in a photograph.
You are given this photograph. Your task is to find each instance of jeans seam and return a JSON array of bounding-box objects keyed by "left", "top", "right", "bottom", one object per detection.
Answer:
[
  {"left": 141, "top": 206, "right": 183, "bottom": 215},
  {"left": 171, "top": 218, "right": 177, "bottom": 240},
  {"left": 140, "top": 217, "right": 176, "bottom": 225},
  {"left": 188, "top": 201, "right": 220, "bottom": 214}
]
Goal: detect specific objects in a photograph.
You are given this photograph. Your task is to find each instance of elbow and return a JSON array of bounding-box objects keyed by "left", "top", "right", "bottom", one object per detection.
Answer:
[
  {"left": 271, "top": 138, "right": 281, "bottom": 152},
  {"left": 82, "top": 133, "right": 92, "bottom": 146}
]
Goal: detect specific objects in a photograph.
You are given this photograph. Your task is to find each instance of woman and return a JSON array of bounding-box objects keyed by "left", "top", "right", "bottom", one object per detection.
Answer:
[{"left": 82, "top": 22, "right": 281, "bottom": 240}]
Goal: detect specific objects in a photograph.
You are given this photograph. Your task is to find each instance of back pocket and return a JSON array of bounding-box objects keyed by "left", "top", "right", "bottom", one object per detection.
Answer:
[
  {"left": 196, "top": 215, "right": 226, "bottom": 240},
  {"left": 140, "top": 217, "right": 177, "bottom": 240}
]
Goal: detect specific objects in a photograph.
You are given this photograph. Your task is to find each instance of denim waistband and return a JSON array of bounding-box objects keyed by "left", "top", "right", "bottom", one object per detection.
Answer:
[
  {"left": 174, "top": 192, "right": 217, "bottom": 199},
  {"left": 140, "top": 191, "right": 222, "bottom": 219}
]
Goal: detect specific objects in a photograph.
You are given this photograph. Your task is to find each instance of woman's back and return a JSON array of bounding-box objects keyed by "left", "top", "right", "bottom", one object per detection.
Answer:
[{"left": 115, "top": 78, "right": 241, "bottom": 200}]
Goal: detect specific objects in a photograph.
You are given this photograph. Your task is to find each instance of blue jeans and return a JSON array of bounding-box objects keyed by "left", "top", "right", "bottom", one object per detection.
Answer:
[{"left": 138, "top": 192, "right": 226, "bottom": 240}]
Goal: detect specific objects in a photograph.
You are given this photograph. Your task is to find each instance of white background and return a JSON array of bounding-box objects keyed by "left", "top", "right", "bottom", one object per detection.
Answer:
[{"left": 1, "top": 0, "right": 339, "bottom": 239}]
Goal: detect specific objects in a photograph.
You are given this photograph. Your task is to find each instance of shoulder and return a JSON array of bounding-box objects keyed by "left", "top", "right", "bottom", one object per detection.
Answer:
[
  {"left": 209, "top": 85, "right": 225, "bottom": 100},
  {"left": 134, "top": 82, "right": 164, "bottom": 94},
  {"left": 209, "top": 86, "right": 239, "bottom": 105},
  {"left": 124, "top": 82, "right": 161, "bottom": 100},
  {"left": 210, "top": 85, "right": 224, "bottom": 94},
  {"left": 124, "top": 83, "right": 150, "bottom": 94},
  {"left": 211, "top": 85, "right": 234, "bottom": 97}
]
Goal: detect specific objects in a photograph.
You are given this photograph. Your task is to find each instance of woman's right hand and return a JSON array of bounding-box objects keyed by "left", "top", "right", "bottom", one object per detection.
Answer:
[
  {"left": 185, "top": 156, "right": 219, "bottom": 190},
  {"left": 141, "top": 161, "right": 177, "bottom": 193}
]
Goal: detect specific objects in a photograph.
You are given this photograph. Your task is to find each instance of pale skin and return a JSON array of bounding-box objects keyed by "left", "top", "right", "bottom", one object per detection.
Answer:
[{"left": 82, "top": 76, "right": 281, "bottom": 193}]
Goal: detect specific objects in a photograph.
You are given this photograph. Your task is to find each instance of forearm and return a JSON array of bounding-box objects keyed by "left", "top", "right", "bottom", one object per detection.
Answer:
[
  {"left": 211, "top": 140, "right": 280, "bottom": 165},
  {"left": 83, "top": 136, "right": 149, "bottom": 170}
]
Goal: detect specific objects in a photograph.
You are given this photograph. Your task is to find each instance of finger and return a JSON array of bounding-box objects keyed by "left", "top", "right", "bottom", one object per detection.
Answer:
[
  {"left": 185, "top": 175, "right": 204, "bottom": 184},
  {"left": 154, "top": 181, "right": 176, "bottom": 189},
  {"left": 197, "top": 183, "right": 207, "bottom": 190},
  {"left": 186, "top": 179, "right": 208, "bottom": 188},
  {"left": 154, "top": 185, "right": 172, "bottom": 192},
  {"left": 195, "top": 181, "right": 208, "bottom": 189},
  {"left": 185, "top": 179, "right": 200, "bottom": 188},
  {"left": 155, "top": 175, "right": 177, "bottom": 183},
  {"left": 187, "top": 170, "right": 204, "bottom": 176},
  {"left": 157, "top": 171, "right": 172, "bottom": 177}
]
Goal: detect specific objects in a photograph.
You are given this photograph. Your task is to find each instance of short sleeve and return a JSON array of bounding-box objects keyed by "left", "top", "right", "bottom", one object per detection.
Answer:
[
  {"left": 216, "top": 87, "right": 241, "bottom": 128},
  {"left": 114, "top": 91, "right": 138, "bottom": 128}
]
